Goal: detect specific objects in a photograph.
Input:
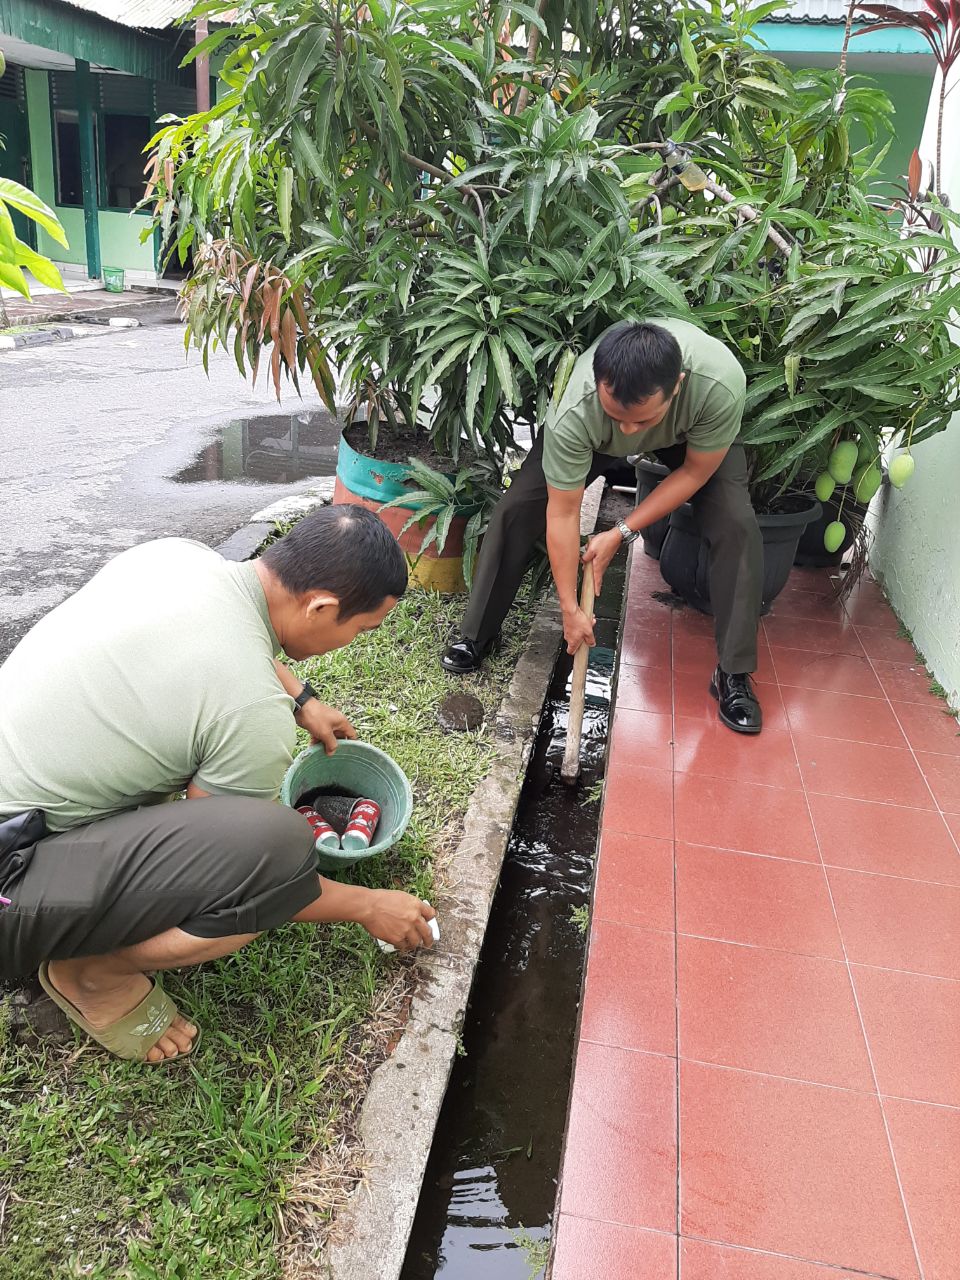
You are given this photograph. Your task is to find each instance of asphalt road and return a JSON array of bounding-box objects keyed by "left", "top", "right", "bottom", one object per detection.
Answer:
[{"left": 0, "top": 301, "right": 340, "bottom": 660}]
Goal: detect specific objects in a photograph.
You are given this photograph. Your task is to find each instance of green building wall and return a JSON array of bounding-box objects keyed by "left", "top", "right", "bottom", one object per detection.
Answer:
[{"left": 25, "top": 67, "right": 156, "bottom": 279}]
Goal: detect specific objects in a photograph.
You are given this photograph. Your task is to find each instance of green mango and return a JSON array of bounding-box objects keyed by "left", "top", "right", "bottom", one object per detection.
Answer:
[
  {"left": 856, "top": 436, "right": 874, "bottom": 465},
  {"left": 661, "top": 204, "right": 679, "bottom": 224},
  {"left": 823, "top": 520, "right": 846, "bottom": 553},
  {"left": 889, "top": 454, "right": 916, "bottom": 489},
  {"left": 853, "top": 463, "right": 883, "bottom": 504},
  {"left": 814, "top": 472, "right": 836, "bottom": 503},
  {"left": 827, "top": 440, "right": 858, "bottom": 484}
]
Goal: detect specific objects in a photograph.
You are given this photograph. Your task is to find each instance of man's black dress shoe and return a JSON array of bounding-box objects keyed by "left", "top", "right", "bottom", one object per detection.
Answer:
[
  {"left": 441, "top": 636, "right": 491, "bottom": 675},
  {"left": 710, "top": 666, "right": 763, "bottom": 734}
]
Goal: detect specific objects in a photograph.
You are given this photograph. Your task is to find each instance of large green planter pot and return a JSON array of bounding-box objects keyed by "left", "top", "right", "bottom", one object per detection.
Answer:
[
  {"left": 280, "top": 741, "right": 414, "bottom": 871},
  {"left": 332, "top": 431, "right": 476, "bottom": 594}
]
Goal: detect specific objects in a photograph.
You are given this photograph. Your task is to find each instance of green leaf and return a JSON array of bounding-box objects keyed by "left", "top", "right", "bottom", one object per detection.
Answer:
[
  {"left": 465, "top": 348, "right": 488, "bottom": 427},
  {"left": 0, "top": 260, "right": 29, "bottom": 298},
  {"left": 784, "top": 353, "right": 800, "bottom": 397},
  {"left": 523, "top": 173, "right": 546, "bottom": 238},
  {"left": 13, "top": 239, "right": 65, "bottom": 292},
  {"left": 679, "top": 24, "right": 699, "bottom": 79},
  {"left": 285, "top": 27, "right": 329, "bottom": 114},
  {"left": 0, "top": 178, "right": 68, "bottom": 247},
  {"left": 582, "top": 266, "right": 616, "bottom": 308},
  {"left": 630, "top": 261, "right": 689, "bottom": 314},
  {"left": 488, "top": 334, "right": 516, "bottom": 405},
  {"left": 277, "top": 167, "right": 293, "bottom": 242}
]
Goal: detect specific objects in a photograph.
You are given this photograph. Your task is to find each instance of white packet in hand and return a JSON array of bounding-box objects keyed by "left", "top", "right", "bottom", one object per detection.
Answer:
[{"left": 377, "top": 901, "right": 440, "bottom": 954}]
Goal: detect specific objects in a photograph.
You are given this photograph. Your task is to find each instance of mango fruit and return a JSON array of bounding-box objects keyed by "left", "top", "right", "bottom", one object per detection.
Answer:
[
  {"left": 889, "top": 453, "right": 916, "bottom": 489},
  {"left": 661, "top": 204, "right": 679, "bottom": 224},
  {"left": 823, "top": 521, "right": 846, "bottom": 553},
  {"left": 814, "top": 472, "right": 836, "bottom": 503},
  {"left": 856, "top": 436, "right": 874, "bottom": 465},
  {"left": 853, "top": 463, "right": 883, "bottom": 504},
  {"left": 827, "top": 440, "right": 858, "bottom": 484}
]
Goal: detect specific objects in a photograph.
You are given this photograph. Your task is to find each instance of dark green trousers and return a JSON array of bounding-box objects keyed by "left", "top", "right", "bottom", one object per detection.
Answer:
[{"left": 461, "top": 433, "right": 763, "bottom": 674}]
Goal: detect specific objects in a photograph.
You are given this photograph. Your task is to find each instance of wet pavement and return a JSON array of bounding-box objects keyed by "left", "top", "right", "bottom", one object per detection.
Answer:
[{"left": 0, "top": 300, "right": 340, "bottom": 659}]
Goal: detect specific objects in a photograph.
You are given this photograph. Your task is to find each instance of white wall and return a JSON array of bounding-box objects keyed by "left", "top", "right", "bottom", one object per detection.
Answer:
[{"left": 869, "top": 64, "right": 960, "bottom": 708}]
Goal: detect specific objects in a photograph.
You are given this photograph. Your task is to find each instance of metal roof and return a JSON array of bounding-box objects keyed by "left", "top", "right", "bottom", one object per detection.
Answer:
[
  {"left": 58, "top": 0, "right": 196, "bottom": 31},
  {"left": 767, "top": 0, "right": 928, "bottom": 22}
]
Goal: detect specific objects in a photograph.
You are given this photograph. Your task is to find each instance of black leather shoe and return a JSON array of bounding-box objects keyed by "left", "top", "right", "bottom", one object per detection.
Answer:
[
  {"left": 441, "top": 636, "right": 490, "bottom": 675},
  {"left": 710, "top": 666, "right": 763, "bottom": 734}
]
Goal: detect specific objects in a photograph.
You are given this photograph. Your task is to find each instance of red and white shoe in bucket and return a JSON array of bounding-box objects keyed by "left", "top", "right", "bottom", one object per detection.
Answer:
[
  {"left": 341, "top": 798, "right": 381, "bottom": 852},
  {"left": 296, "top": 805, "right": 340, "bottom": 850}
]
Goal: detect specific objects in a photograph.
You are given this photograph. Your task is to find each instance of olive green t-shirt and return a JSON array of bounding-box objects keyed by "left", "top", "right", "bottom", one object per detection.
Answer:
[
  {"left": 542, "top": 318, "right": 746, "bottom": 491},
  {"left": 0, "top": 539, "right": 296, "bottom": 833}
]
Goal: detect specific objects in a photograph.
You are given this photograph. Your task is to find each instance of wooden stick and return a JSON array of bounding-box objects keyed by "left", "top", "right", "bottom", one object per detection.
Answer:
[{"left": 560, "top": 571, "right": 596, "bottom": 785}]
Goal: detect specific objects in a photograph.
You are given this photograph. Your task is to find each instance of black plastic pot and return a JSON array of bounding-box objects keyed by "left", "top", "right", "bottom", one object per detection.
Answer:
[
  {"left": 794, "top": 492, "right": 865, "bottom": 567},
  {"left": 655, "top": 492, "right": 822, "bottom": 616}
]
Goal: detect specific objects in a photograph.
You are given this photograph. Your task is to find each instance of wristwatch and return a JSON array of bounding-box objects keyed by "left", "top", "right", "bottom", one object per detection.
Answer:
[
  {"left": 293, "top": 681, "right": 319, "bottom": 711},
  {"left": 616, "top": 518, "right": 640, "bottom": 545}
]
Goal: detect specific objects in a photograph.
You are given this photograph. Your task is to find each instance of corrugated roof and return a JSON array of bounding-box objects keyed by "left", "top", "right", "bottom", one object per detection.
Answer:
[
  {"left": 767, "top": 0, "right": 928, "bottom": 22},
  {"left": 59, "top": 0, "right": 197, "bottom": 31}
]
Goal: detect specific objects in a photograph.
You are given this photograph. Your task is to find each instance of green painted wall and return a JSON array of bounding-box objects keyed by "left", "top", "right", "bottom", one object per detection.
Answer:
[
  {"left": 25, "top": 67, "right": 155, "bottom": 276},
  {"left": 879, "top": 72, "right": 933, "bottom": 188}
]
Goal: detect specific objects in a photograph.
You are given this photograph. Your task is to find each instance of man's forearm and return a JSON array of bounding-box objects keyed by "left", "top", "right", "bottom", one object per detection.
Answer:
[
  {"left": 625, "top": 466, "right": 706, "bottom": 532},
  {"left": 273, "top": 659, "right": 304, "bottom": 699},
  {"left": 546, "top": 509, "right": 583, "bottom": 613}
]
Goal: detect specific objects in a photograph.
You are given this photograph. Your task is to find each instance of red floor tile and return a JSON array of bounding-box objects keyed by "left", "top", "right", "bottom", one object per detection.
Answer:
[
  {"left": 593, "top": 831, "right": 675, "bottom": 933},
  {"left": 884, "top": 1097, "right": 960, "bottom": 1280},
  {"left": 603, "top": 765, "right": 674, "bottom": 840},
  {"left": 915, "top": 751, "right": 960, "bottom": 814},
  {"left": 766, "top": 593, "right": 849, "bottom": 624},
  {"left": 763, "top": 616, "right": 864, "bottom": 657},
  {"left": 892, "top": 700, "right": 960, "bottom": 757},
  {"left": 772, "top": 650, "right": 883, "bottom": 698},
  {"left": 828, "top": 868, "right": 960, "bottom": 979},
  {"left": 676, "top": 843, "right": 842, "bottom": 958},
  {"left": 622, "top": 604, "right": 675, "bottom": 637},
  {"left": 674, "top": 774, "right": 819, "bottom": 861},
  {"left": 780, "top": 686, "right": 906, "bottom": 748},
  {"left": 680, "top": 1061, "right": 919, "bottom": 1276},
  {"left": 609, "top": 709, "right": 675, "bottom": 771},
  {"left": 680, "top": 1237, "right": 887, "bottom": 1279},
  {"left": 615, "top": 661, "right": 674, "bottom": 715},
  {"left": 842, "top": 591, "right": 902, "bottom": 632},
  {"left": 673, "top": 719, "right": 802, "bottom": 790},
  {"left": 781, "top": 567, "right": 845, "bottom": 598},
  {"left": 855, "top": 625, "right": 920, "bottom": 665},
  {"left": 621, "top": 628, "right": 673, "bottom": 669},
  {"left": 678, "top": 936, "right": 873, "bottom": 1090},
  {"left": 853, "top": 964, "right": 960, "bottom": 1107},
  {"left": 579, "top": 921, "right": 676, "bottom": 1056},
  {"left": 871, "top": 659, "right": 938, "bottom": 705},
  {"left": 945, "top": 811, "right": 960, "bottom": 846},
  {"left": 673, "top": 631, "right": 725, "bottom": 673},
  {"left": 807, "top": 792, "right": 960, "bottom": 884},
  {"left": 559, "top": 1042, "right": 676, "bottom": 1232},
  {"left": 552, "top": 1216, "right": 676, "bottom": 1280},
  {"left": 792, "top": 734, "right": 935, "bottom": 810},
  {"left": 671, "top": 609, "right": 717, "bottom": 639}
]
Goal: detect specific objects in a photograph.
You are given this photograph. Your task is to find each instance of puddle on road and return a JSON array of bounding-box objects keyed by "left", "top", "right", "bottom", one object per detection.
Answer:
[
  {"left": 170, "top": 411, "right": 340, "bottom": 484},
  {"left": 401, "top": 555, "right": 626, "bottom": 1280}
]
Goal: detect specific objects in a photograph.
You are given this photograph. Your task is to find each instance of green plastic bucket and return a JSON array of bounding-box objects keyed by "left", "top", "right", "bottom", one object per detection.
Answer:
[
  {"left": 102, "top": 266, "right": 125, "bottom": 294},
  {"left": 280, "top": 741, "right": 413, "bottom": 871}
]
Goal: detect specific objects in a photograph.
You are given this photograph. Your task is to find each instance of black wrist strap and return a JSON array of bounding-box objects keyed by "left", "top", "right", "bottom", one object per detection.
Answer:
[{"left": 293, "top": 681, "right": 319, "bottom": 711}]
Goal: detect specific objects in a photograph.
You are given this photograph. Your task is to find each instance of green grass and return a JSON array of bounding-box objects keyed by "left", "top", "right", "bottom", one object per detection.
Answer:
[{"left": 0, "top": 585, "right": 538, "bottom": 1280}]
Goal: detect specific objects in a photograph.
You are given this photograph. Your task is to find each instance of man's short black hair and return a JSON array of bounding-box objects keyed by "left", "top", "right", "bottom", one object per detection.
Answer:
[
  {"left": 593, "top": 323, "right": 683, "bottom": 406},
  {"left": 260, "top": 504, "right": 408, "bottom": 619}
]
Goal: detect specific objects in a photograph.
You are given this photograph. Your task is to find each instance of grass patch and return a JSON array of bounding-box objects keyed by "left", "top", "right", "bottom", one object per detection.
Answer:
[{"left": 0, "top": 584, "right": 538, "bottom": 1280}]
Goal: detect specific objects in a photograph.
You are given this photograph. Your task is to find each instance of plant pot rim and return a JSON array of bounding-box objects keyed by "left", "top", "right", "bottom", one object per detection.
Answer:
[{"left": 755, "top": 493, "right": 822, "bottom": 528}]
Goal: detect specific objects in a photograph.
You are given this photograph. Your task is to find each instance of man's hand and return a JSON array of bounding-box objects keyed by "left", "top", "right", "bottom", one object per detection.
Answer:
[
  {"left": 582, "top": 527, "right": 623, "bottom": 596},
  {"left": 562, "top": 605, "right": 596, "bottom": 656},
  {"left": 296, "top": 701, "right": 358, "bottom": 754},
  {"left": 356, "top": 889, "right": 437, "bottom": 952}
]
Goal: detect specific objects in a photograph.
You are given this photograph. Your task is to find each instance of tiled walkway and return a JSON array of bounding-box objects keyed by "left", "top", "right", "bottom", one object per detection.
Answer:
[{"left": 552, "top": 548, "right": 960, "bottom": 1280}]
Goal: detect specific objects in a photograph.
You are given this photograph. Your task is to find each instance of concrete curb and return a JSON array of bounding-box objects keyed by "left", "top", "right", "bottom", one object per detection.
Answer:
[
  {"left": 0, "top": 324, "right": 91, "bottom": 351},
  {"left": 320, "top": 595, "right": 562, "bottom": 1280}
]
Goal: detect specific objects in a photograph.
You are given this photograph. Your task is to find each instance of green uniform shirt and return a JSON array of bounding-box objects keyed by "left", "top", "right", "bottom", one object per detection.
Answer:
[
  {"left": 0, "top": 539, "right": 296, "bottom": 833},
  {"left": 542, "top": 318, "right": 746, "bottom": 491}
]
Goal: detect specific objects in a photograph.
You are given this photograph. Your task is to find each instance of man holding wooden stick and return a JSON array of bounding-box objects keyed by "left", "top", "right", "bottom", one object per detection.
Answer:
[{"left": 442, "top": 319, "right": 765, "bottom": 734}]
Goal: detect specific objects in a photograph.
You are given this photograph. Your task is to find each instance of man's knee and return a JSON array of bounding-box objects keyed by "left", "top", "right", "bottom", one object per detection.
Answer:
[{"left": 212, "top": 798, "right": 315, "bottom": 879}]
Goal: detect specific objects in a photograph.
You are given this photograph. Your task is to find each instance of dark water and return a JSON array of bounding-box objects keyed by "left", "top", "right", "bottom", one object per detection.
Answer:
[
  {"left": 401, "top": 561, "right": 624, "bottom": 1280},
  {"left": 171, "top": 410, "right": 340, "bottom": 484}
]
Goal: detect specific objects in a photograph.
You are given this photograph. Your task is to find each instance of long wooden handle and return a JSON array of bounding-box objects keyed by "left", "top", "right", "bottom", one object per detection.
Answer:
[{"left": 560, "top": 571, "right": 596, "bottom": 783}]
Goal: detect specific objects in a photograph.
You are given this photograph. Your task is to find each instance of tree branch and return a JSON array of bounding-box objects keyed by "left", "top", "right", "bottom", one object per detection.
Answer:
[{"left": 513, "top": 0, "right": 550, "bottom": 117}]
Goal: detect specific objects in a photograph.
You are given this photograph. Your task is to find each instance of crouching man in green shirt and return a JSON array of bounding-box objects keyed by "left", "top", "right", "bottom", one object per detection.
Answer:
[
  {"left": 442, "top": 320, "right": 764, "bottom": 733},
  {"left": 0, "top": 506, "right": 437, "bottom": 1063}
]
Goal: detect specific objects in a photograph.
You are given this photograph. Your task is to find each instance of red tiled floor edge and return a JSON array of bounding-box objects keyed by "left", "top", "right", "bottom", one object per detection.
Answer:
[{"left": 552, "top": 550, "right": 960, "bottom": 1280}]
